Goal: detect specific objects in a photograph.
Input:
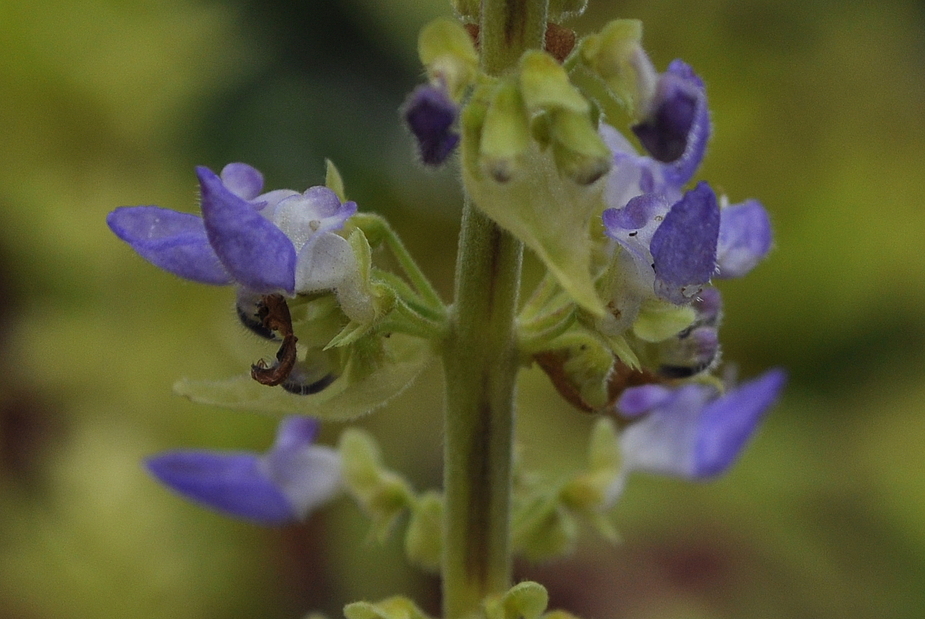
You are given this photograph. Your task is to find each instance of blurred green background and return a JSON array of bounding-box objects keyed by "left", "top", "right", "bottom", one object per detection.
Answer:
[{"left": 2, "top": 0, "right": 925, "bottom": 617}]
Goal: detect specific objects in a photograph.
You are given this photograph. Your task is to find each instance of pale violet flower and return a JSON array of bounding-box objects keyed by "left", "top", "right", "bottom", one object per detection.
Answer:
[
  {"left": 146, "top": 416, "right": 342, "bottom": 525},
  {"left": 107, "top": 163, "right": 359, "bottom": 299},
  {"left": 605, "top": 369, "right": 787, "bottom": 506}
]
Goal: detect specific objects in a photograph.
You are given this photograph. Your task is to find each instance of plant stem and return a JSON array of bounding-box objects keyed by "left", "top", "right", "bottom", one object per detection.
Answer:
[{"left": 441, "top": 2, "right": 547, "bottom": 618}]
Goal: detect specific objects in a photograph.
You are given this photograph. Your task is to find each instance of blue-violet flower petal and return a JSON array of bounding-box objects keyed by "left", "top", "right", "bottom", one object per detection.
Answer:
[
  {"left": 650, "top": 181, "right": 720, "bottom": 303},
  {"left": 107, "top": 206, "right": 232, "bottom": 285},
  {"left": 716, "top": 199, "right": 773, "bottom": 279},
  {"left": 197, "top": 166, "right": 297, "bottom": 295}
]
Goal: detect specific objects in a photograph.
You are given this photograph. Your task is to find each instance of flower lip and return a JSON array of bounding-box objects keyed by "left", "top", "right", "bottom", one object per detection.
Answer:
[
  {"left": 146, "top": 415, "right": 343, "bottom": 525},
  {"left": 616, "top": 368, "right": 787, "bottom": 482},
  {"left": 106, "top": 206, "right": 232, "bottom": 285},
  {"left": 716, "top": 199, "right": 773, "bottom": 279}
]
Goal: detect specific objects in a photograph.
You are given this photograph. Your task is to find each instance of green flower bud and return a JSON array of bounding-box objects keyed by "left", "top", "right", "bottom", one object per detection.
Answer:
[
  {"left": 344, "top": 597, "right": 432, "bottom": 619},
  {"left": 418, "top": 18, "right": 478, "bottom": 99},
  {"left": 485, "top": 582, "right": 549, "bottom": 619},
  {"left": 579, "top": 20, "right": 656, "bottom": 116},
  {"left": 549, "top": 108, "right": 612, "bottom": 185},
  {"left": 480, "top": 79, "right": 531, "bottom": 182},
  {"left": 339, "top": 428, "right": 414, "bottom": 540},
  {"left": 404, "top": 491, "right": 443, "bottom": 572},
  {"left": 519, "top": 50, "right": 589, "bottom": 114}
]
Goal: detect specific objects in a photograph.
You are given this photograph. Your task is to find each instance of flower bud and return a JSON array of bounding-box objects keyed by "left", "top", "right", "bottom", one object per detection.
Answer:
[
  {"left": 479, "top": 79, "right": 531, "bottom": 182},
  {"left": 418, "top": 18, "right": 478, "bottom": 99}
]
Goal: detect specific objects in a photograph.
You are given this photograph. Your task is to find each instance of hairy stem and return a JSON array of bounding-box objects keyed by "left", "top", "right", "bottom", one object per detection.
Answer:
[{"left": 441, "top": 1, "right": 548, "bottom": 618}]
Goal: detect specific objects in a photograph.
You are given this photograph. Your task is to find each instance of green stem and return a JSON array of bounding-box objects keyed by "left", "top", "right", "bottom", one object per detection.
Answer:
[
  {"left": 442, "top": 2, "right": 547, "bottom": 618},
  {"left": 442, "top": 202, "right": 522, "bottom": 619}
]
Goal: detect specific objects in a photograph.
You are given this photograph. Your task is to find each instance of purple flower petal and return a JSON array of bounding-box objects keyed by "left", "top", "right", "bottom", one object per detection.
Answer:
[
  {"left": 617, "top": 384, "right": 673, "bottom": 418},
  {"left": 265, "top": 417, "right": 342, "bottom": 519},
  {"left": 107, "top": 206, "right": 232, "bottom": 285},
  {"left": 603, "top": 193, "right": 664, "bottom": 231},
  {"left": 618, "top": 369, "right": 786, "bottom": 480},
  {"left": 220, "top": 163, "right": 264, "bottom": 201},
  {"left": 632, "top": 71, "right": 699, "bottom": 163},
  {"left": 660, "top": 60, "right": 710, "bottom": 187},
  {"left": 692, "top": 368, "right": 787, "bottom": 477},
  {"left": 716, "top": 199, "right": 773, "bottom": 279},
  {"left": 619, "top": 383, "right": 716, "bottom": 477},
  {"left": 403, "top": 84, "right": 460, "bottom": 166},
  {"left": 146, "top": 416, "right": 343, "bottom": 525},
  {"left": 651, "top": 182, "right": 720, "bottom": 303},
  {"left": 197, "top": 166, "right": 296, "bottom": 295},
  {"left": 146, "top": 451, "right": 295, "bottom": 524}
]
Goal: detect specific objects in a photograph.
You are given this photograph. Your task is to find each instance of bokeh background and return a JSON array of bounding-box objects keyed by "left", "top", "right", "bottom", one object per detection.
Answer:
[{"left": 2, "top": 0, "right": 925, "bottom": 617}]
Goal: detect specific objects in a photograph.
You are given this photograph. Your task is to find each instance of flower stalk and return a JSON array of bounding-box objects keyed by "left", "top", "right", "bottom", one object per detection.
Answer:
[{"left": 441, "top": 2, "right": 547, "bottom": 617}]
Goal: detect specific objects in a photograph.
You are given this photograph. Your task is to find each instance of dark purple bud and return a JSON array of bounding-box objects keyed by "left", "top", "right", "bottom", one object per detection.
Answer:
[
  {"left": 651, "top": 182, "right": 720, "bottom": 303},
  {"left": 403, "top": 84, "right": 460, "bottom": 166},
  {"left": 632, "top": 71, "right": 698, "bottom": 163}
]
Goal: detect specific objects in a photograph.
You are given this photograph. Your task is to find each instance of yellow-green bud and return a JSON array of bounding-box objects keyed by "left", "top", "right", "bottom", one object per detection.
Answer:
[
  {"left": 418, "top": 18, "right": 478, "bottom": 99},
  {"left": 549, "top": 108, "right": 612, "bottom": 185},
  {"left": 519, "top": 50, "right": 589, "bottom": 114},
  {"left": 480, "top": 79, "right": 531, "bottom": 182}
]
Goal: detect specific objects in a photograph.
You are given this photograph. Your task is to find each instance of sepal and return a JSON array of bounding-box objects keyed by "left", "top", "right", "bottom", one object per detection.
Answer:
[
  {"left": 173, "top": 334, "right": 431, "bottom": 421},
  {"left": 325, "top": 159, "right": 347, "bottom": 202},
  {"left": 578, "top": 20, "right": 653, "bottom": 114},
  {"left": 479, "top": 79, "right": 531, "bottom": 182},
  {"left": 631, "top": 298, "right": 696, "bottom": 343},
  {"left": 512, "top": 489, "right": 579, "bottom": 561}
]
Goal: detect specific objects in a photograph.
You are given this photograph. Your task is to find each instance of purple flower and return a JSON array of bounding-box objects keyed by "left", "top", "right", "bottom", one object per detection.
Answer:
[
  {"left": 632, "top": 60, "right": 710, "bottom": 171},
  {"left": 611, "top": 369, "right": 786, "bottom": 492},
  {"left": 603, "top": 182, "right": 720, "bottom": 306},
  {"left": 146, "top": 416, "right": 342, "bottom": 525},
  {"left": 107, "top": 164, "right": 358, "bottom": 296},
  {"left": 403, "top": 83, "right": 460, "bottom": 166}
]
